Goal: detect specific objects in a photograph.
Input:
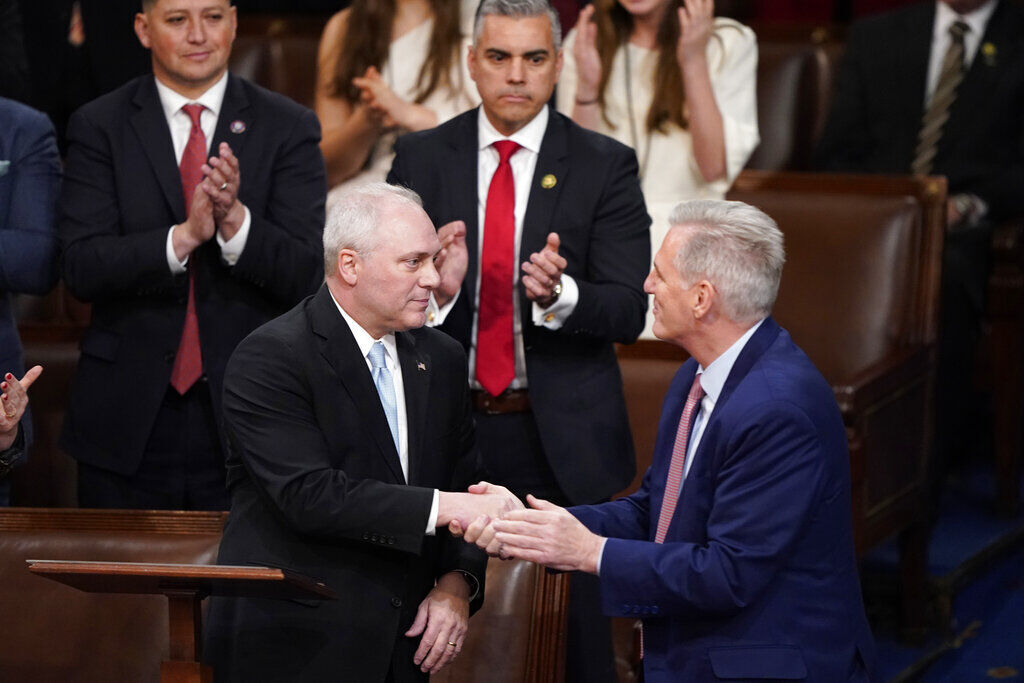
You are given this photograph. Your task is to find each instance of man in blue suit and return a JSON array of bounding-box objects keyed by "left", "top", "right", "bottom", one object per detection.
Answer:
[
  {"left": 0, "top": 97, "right": 60, "bottom": 505},
  {"left": 461, "top": 199, "right": 876, "bottom": 681}
]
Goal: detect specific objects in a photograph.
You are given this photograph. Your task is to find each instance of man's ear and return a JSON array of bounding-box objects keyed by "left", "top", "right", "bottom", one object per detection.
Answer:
[
  {"left": 692, "top": 280, "right": 715, "bottom": 319},
  {"left": 134, "top": 12, "right": 152, "bottom": 49},
  {"left": 337, "top": 249, "right": 361, "bottom": 286}
]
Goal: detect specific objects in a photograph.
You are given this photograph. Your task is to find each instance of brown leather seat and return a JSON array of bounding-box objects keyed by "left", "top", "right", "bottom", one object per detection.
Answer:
[
  {"left": 0, "top": 508, "right": 566, "bottom": 682},
  {"left": 0, "top": 509, "right": 225, "bottom": 682}
]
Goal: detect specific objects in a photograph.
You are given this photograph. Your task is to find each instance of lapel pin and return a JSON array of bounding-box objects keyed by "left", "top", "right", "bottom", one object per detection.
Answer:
[
  {"left": 230, "top": 120, "right": 246, "bottom": 134},
  {"left": 417, "top": 362, "right": 427, "bottom": 371},
  {"left": 541, "top": 174, "right": 557, "bottom": 189},
  {"left": 982, "top": 42, "right": 997, "bottom": 67}
]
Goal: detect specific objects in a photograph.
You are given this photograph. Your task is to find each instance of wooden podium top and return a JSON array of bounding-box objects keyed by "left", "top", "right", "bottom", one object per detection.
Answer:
[{"left": 27, "top": 559, "right": 336, "bottom": 601}]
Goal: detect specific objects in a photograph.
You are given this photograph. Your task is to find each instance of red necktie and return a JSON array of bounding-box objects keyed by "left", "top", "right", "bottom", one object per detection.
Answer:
[
  {"left": 654, "top": 374, "right": 705, "bottom": 543},
  {"left": 170, "top": 103, "right": 206, "bottom": 395},
  {"left": 476, "top": 140, "right": 520, "bottom": 397}
]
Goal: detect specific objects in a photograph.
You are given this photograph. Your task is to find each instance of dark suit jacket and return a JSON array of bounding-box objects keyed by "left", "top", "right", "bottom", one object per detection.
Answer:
[
  {"left": 0, "top": 97, "right": 61, "bottom": 458},
  {"left": 387, "top": 108, "right": 651, "bottom": 505},
  {"left": 204, "top": 285, "right": 486, "bottom": 682},
  {"left": 815, "top": 0, "right": 1024, "bottom": 222},
  {"left": 571, "top": 318, "right": 876, "bottom": 682},
  {"left": 57, "top": 74, "right": 326, "bottom": 476}
]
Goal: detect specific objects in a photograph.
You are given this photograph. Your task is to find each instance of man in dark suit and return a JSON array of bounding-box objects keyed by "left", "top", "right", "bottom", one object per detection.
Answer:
[
  {"left": 464, "top": 200, "right": 877, "bottom": 682},
  {"left": 387, "top": 1, "right": 650, "bottom": 679},
  {"left": 205, "top": 183, "right": 521, "bottom": 682},
  {"left": 58, "top": 0, "right": 326, "bottom": 510},
  {"left": 0, "top": 96, "right": 60, "bottom": 505},
  {"left": 815, "top": 0, "right": 1024, "bottom": 495}
]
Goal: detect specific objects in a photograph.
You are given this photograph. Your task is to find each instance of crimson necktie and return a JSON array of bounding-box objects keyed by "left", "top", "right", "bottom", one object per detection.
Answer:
[
  {"left": 170, "top": 103, "right": 206, "bottom": 395},
  {"left": 476, "top": 140, "right": 520, "bottom": 397},
  {"left": 654, "top": 375, "right": 705, "bottom": 543}
]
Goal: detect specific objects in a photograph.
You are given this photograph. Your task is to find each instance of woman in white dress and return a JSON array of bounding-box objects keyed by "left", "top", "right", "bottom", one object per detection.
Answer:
[
  {"left": 557, "top": 0, "right": 759, "bottom": 337},
  {"left": 315, "top": 0, "right": 480, "bottom": 206}
]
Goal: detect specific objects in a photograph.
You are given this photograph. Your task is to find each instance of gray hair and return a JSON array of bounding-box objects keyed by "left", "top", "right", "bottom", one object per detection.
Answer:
[
  {"left": 473, "top": 0, "right": 562, "bottom": 52},
  {"left": 667, "top": 199, "right": 786, "bottom": 324},
  {"left": 323, "top": 182, "right": 424, "bottom": 274}
]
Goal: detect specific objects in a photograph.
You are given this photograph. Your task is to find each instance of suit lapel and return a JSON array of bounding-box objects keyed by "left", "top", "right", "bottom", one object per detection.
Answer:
[
  {"left": 129, "top": 78, "right": 185, "bottom": 221},
  {"left": 397, "top": 332, "right": 430, "bottom": 486},
  {"left": 450, "top": 110, "right": 481, "bottom": 312},
  {"left": 519, "top": 112, "right": 569, "bottom": 323},
  {"left": 210, "top": 75, "right": 252, "bottom": 164},
  {"left": 309, "top": 287, "right": 406, "bottom": 483},
  {"left": 895, "top": 4, "right": 935, "bottom": 139},
  {"left": 946, "top": 1, "right": 1013, "bottom": 144}
]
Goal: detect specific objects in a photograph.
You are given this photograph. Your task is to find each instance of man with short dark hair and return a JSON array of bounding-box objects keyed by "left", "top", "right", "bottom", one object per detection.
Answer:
[
  {"left": 387, "top": 1, "right": 651, "bottom": 679},
  {"left": 58, "top": 0, "right": 326, "bottom": 509},
  {"left": 463, "top": 199, "right": 877, "bottom": 682}
]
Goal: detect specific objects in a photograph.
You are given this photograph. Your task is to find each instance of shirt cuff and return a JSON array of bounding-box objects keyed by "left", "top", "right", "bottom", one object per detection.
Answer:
[
  {"left": 427, "top": 288, "right": 461, "bottom": 327},
  {"left": 425, "top": 488, "right": 440, "bottom": 535},
  {"left": 216, "top": 204, "right": 251, "bottom": 265},
  {"left": 531, "top": 274, "right": 579, "bottom": 329},
  {"left": 166, "top": 226, "right": 188, "bottom": 274},
  {"left": 595, "top": 536, "right": 608, "bottom": 575}
]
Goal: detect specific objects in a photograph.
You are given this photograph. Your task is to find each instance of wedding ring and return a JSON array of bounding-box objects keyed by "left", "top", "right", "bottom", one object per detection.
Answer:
[
  {"left": 447, "top": 641, "right": 457, "bottom": 648},
  {"left": 219, "top": 182, "right": 228, "bottom": 191},
  {"left": 4, "top": 411, "right": 15, "bottom": 419}
]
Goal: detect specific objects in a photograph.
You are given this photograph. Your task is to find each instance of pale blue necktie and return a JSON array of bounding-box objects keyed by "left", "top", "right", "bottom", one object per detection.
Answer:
[{"left": 368, "top": 342, "right": 400, "bottom": 452}]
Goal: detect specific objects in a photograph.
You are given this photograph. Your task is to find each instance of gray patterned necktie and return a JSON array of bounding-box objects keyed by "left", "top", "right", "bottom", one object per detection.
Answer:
[{"left": 912, "top": 21, "right": 970, "bottom": 176}]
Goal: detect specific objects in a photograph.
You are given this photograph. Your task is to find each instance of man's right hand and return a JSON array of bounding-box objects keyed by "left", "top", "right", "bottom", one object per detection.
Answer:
[
  {"left": 433, "top": 220, "right": 468, "bottom": 309},
  {"left": 437, "top": 481, "right": 523, "bottom": 532},
  {"left": 171, "top": 184, "right": 216, "bottom": 262}
]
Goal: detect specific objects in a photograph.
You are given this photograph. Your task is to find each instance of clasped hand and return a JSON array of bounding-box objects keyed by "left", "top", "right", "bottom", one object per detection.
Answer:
[
  {"left": 450, "top": 493, "right": 605, "bottom": 575},
  {"left": 174, "top": 142, "right": 244, "bottom": 260}
]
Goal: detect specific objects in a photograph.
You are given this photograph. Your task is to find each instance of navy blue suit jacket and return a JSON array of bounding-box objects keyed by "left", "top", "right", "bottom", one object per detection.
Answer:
[
  {"left": 0, "top": 97, "right": 61, "bottom": 457},
  {"left": 388, "top": 107, "right": 651, "bottom": 504},
  {"left": 571, "top": 319, "right": 876, "bottom": 681},
  {"left": 57, "top": 74, "right": 326, "bottom": 477}
]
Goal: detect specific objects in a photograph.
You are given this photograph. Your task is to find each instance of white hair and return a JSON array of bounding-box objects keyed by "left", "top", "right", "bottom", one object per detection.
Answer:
[
  {"left": 473, "top": 0, "right": 562, "bottom": 52},
  {"left": 322, "top": 183, "right": 423, "bottom": 274},
  {"left": 668, "top": 199, "right": 786, "bottom": 324}
]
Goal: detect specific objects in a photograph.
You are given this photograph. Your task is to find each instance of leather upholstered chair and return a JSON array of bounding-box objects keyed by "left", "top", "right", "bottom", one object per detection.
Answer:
[
  {"left": 0, "top": 508, "right": 567, "bottom": 682},
  {"left": 230, "top": 15, "right": 329, "bottom": 110}
]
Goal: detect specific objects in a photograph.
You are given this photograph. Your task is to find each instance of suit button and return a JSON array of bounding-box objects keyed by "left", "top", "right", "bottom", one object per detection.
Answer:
[
  {"left": 391, "top": 597, "right": 403, "bottom": 608},
  {"left": 387, "top": 537, "right": 395, "bottom": 545},
  {"left": 651, "top": 606, "right": 659, "bottom": 615},
  {"left": 371, "top": 534, "right": 379, "bottom": 542},
  {"left": 362, "top": 533, "right": 370, "bottom": 540}
]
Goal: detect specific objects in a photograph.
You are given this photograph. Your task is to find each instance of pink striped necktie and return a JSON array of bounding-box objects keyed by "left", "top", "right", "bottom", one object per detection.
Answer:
[
  {"left": 169, "top": 103, "right": 206, "bottom": 395},
  {"left": 654, "top": 374, "right": 705, "bottom": 543}
]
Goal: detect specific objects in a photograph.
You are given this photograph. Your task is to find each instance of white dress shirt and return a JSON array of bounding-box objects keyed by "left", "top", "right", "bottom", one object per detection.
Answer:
[
  {"left": 155, "top": 72, "right": 251, "bottom": 273},
  {"left": 431, "top": 105, "right": 580, "bottom": 389},
  {"left": 925, "top": 0, "right": 998, "bottom": 104},
  {"left": 329, "top": 291, "right": 439, "bottom": 534}
]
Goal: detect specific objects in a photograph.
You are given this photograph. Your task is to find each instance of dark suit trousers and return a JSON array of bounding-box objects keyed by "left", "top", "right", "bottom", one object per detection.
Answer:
[
  {"left": 476, "top": 410, "right": 617, "bottom": 683},
  {"left": 77, "top": 382, "right": 229, "bottom": 510}
]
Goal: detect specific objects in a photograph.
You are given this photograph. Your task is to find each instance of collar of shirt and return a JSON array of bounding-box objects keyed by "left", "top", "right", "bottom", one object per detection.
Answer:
[
  {"left": 477, "top": 103, "right": 548, "bottom": 155},
  {"left": 154, "top": 71, "right": 229, "bottom": 127},
  {"left": 933, "top": 0, "right": 998, "bottom": 65},
  {"left": 695, "top": 318, "right": 766, "bottom": 413},
  {"left": 328, "top": 290, "right": 400, "bottom": 372}
]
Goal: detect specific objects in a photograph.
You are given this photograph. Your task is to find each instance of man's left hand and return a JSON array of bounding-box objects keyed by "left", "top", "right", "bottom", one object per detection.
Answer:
[
  {"left": 490, "top": 494, "right": 605, "bottom": 574},
  {"left": 521, "top": 232, "right": 566, "bottom": 308},
  {"left": 405, "top": 572, "right": 470, "bottom": 674},
  {"left": 202, "top": 142, "right": 245, "bottom": 240}
]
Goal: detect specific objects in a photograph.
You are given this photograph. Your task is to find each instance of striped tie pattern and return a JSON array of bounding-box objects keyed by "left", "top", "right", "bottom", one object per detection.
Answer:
[
  {"left": 654, "top": 374, "right": 705, "bottom": 543},
  {"left": 911, "top": 21, "right": 970, "bottom": 176}
]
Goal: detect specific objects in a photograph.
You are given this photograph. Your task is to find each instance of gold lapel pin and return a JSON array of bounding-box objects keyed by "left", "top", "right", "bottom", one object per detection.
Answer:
[
  {"left": 541, "top": 174, "right": 557, "bottom": 189},
  {"left": 982, "top": 42, "right": 997, "bottom": 67},
  {"left": 417, "top": 362, "right": 427, "bottom": 371}
]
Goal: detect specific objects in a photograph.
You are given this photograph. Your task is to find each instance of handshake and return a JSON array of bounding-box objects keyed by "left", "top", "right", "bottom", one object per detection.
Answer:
[{"left": 437, "top": 483, "right": 605, "bottom": 574}]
